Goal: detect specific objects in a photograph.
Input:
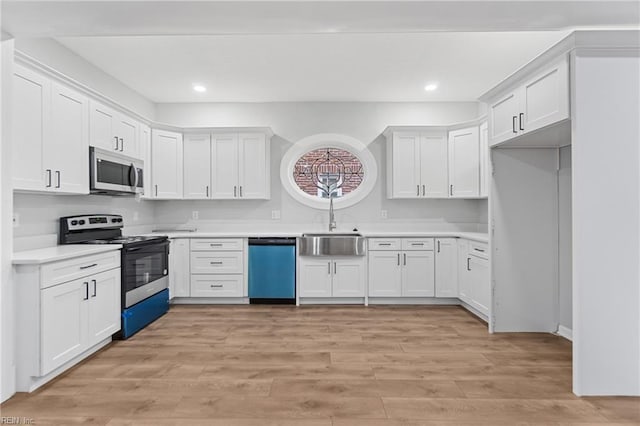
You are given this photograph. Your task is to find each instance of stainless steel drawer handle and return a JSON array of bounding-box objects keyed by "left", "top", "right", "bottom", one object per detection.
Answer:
[
  {"left": 91, "top": 279, "right": 97, "bottom": 297},
  {"left": 397, "top": 253, "right": 400, "bottom": 265},
  {"left": 403, "top": 253, "right": 406, "bottom": 266},
  {"left": 209, "top": 243, "right": 223, "bottom": 247},
  {"left": 83, "top": 282, "right": 89, "bottom": 300},
  {"left": 411, "top": 243, "right": 424, "bottom": 246},
  {"left": 79, "top": 263, "right": 98, "bottom": 270},
  {"left": 474, "top": 248, "right": 486, "bottom": 252},
  {"left": 437, "top": 241, "right": 441, "bottom": 253},
  {"left": 379, "top": 243, "right": 391, "bottom": 246},
  {"left": 210, "top": 284, "right": 223, "bottom": 288},
  {"left": 210, "top": 261, "right": 223, "bottom": 265},
  {"left": 467, "top": 257, "right": 471, "bottom": 271}
]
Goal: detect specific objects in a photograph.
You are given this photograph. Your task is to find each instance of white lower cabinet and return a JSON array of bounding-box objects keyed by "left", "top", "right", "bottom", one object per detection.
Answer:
[
  {"left": 368, "top": 238, "right": 435, "bottom": 297},
  {"left": 41, "top": 267, "right": 120, "bottom": 375},
  {"left": 169, "top": 238, "right": 190, "bottom": 298},
  {"left": 458, "top": 239, "right": 490, "bottom": 317},
  {"left": 16, "top": 251, "right": 121, "bottom": 391},
  {"left": 189, "top": 238, "right": 245, "bottom": 298},
  {"left": 435, "top": 238, "right": 458, "bottom": 297},
  {"left": 299, "top": 257, "right": 366, "bottom": 298},
  {"left": 41, "top": 278, "right": 88, "bottom": 374}
]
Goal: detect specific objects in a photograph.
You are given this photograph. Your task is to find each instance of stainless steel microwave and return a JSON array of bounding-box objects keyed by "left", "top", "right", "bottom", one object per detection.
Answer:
[{"left": 90, "top": 147, "right": 144, "bottom": 195}]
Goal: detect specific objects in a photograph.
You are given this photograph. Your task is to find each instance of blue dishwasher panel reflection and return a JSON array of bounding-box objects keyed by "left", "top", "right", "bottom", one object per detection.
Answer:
[{"left": 248, "top": 238, "right": 296, "bottom": 303}]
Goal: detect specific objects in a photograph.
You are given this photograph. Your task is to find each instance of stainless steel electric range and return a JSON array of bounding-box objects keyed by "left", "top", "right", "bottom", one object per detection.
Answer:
[{"left": 59, "top": 214, "right": 169, "bottom": 339}]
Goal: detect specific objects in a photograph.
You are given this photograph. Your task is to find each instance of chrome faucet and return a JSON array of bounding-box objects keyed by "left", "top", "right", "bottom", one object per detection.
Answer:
[{"left": 329, "top": 195, "right": 337, "bottom": 232}]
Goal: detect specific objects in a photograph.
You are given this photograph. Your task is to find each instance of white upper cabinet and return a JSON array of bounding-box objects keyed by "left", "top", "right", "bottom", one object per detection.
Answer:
[
  {"left": 420, "top": 133, "right": 449, "bottom": 198},
  {"left": 12, "top": 64, "right": 50, "bottom": 191},
  {"left": 89, "top": 100, "right": 140, "bottom": 158},
  {"left": 487, "top": 57, "right": 569, "bottom": 146},
  {"left": 183, "top": 134, "right": 212, "bottom": 199},
  {"left": 48, "top": 83, "right": 89, "bottom": 194},
  {"left": 151, "top": 129, "right": 183, "bottom": 199},
  {"left": 238, "top": 132, "right": 270, "bottom": 199},
  {"left": 210, "top": 131, "right": 271, "bottom": 200},
  {"left": 387, "top": 130, "right": 448, "bottom": 199},
  {"left": 211, "top": 133, "right": 240, "bottom": 199},
  {"left": 448, "top": 126, "right": 480, "bottom": 198},
  {"left": 479, "top": 121, "right": 489, "bottom": 198},
  {"left": 12, "top": 64, "right": 88, "bottom": 194},
  {"left": 389, "top": 132, "right": 421, "bottom": 198}
]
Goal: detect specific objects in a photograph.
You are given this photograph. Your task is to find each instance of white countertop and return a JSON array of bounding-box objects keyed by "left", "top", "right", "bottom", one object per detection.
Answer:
[
  {"left": 152, "top": 230, "right": 489, "bottom": 243},
  {"left": 13, "top": 244, "right": 123, "bottom": 265}
]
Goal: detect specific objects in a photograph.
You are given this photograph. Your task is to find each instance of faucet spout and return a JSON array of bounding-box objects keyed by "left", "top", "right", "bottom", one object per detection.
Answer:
[{"left": 329, "top": 196, "right": 337, "bottom": 232}]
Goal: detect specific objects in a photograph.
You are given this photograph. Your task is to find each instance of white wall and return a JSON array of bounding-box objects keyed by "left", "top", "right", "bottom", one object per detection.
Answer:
[
  {"left": 1, "top": 39, "right": 16, "bottom": 403},
  {"left": 13, "top": 194, "right": 156, "bottom": 251},
  {"left": 558, "top": 145, "right": 572, "bottom": 332},
  {"left": 572, "top": 53, "right": 640, "bottom": 396},
  {"left": 154, "top": 102, "right": 487, "bottom": 231},
  {"left": 14, "top": 38, "right": 155, "bottom": 119}
]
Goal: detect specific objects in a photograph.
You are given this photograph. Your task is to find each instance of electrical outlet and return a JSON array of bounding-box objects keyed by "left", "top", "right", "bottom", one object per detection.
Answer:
[
  {"left": 271, "top": 210, "right": 281, "bottom": 220},
  {"left": 192, "top": 211, "right": 199, "bottom": 220},
  {"left": 381, "top": 210, "right": 388, "bottom": 219},
  {"left": 133, "top": 211, "right": 139, "bottom": 221},
  {"left": 13, "top": 213, "right": 19, "bottom": 228}
]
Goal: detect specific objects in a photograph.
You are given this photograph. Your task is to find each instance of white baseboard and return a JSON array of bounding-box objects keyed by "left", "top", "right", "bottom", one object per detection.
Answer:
[{"left": 557, "top": 325, "right": 573, "bottom": 341}]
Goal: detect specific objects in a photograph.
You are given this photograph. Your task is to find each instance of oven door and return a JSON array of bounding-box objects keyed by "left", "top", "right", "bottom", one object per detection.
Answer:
[
  {"left": 90, "top": 147, "right": 144, "bottom": 194},
  {"left": 122, "top": 240, "right": 169, "bottom": 308}
]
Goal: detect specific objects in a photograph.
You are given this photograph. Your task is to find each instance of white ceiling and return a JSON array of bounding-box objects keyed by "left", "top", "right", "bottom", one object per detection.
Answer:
[
  {"left": 56, "top": 32, "right": 570, "bottom": 102},
  {"left": 3, "top": 1, "right": 637, "bottom": 103}
]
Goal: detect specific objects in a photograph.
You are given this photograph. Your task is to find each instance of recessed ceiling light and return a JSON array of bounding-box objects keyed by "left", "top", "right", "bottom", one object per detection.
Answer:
[
  {"left": 193, "top": 84, "right": 207, "bottom": 93},
  {"left": 424, "top": 83, "right": 438, "bottom": 92}
]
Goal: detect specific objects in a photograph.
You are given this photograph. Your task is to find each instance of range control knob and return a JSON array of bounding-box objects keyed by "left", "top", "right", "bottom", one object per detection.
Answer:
[
  {"left": 70, "top": 220, "right": 78, "bottom": 226},
  {"left": 78, "top": 220, "right": 85, "bottom": 225}
]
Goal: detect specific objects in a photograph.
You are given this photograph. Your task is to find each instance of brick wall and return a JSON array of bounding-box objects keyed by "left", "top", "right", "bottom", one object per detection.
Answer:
[{"left": 293, "top": 148, "right": 364, "bottom": 197}]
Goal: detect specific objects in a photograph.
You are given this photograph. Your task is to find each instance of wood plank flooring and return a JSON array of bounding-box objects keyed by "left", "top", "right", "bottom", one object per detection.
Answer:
[{"left": 2, "top": 305, "right": 639, "bottom": 425}]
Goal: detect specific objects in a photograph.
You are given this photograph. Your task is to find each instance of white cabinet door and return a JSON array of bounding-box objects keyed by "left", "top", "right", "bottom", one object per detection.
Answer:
[
  {"left": 12, "top": 64, "right": 50, "bottom": 191},
  {"left": 117, "top": 115, "right": 139, "bottom": 158},
  {"left": 87, "top": 269, "right": 121, "bottom": 347},
  {"left": 211, "top": 133, "right": 239, "bottom": 199},
  {"left": 401, "top": 250, "right": 435, "bottom": 297},
  {"left": 489, "top": 91, "right": 520, "bottom": 145},
  {"left": 170, "top": 239, "right": 191, "bottom": 298},
  {"left": 390, "top": 132, "right": 421, "bottom": 198},
  {"left": 41, "top": 279, "right": 88, "bottom": 374},
  {"left": 238, "top": 132, "right": 269, "bottom": 199},
  {"left": 521, "top": 58, "right": 569, "bottom": 134},
  {"left": 151, "top": 129, "right": 183, "bottom": 198},
  {"left": 419, "top": 133, "right": 449, "bottom": 198},
  {"left": 89, "top": 100, "right": 118, "bottom": 152},
  {"left": 48, "top": 83, "right": 89, "bottom": 194},
  {"left": 457, "top": 239, "right": 472, "bottom": 304},
  {"left": 183, "top": 134, "right": 212, "bottom": 199},
  {"left": 368, "top": 251, "right": 402, "bottom": 297},
  {"left": 448, "top": 126, "right": 479, "bottom": 198},
  {"left": 479, "top": 121, "right": 489, "bottom": 198},
  {"left": 139, "top": 124, "right": 152, "bottom": 197},
  {"left": 333, "top": 258, "right": 366, "bottom": 297},
  {"left": 299, "top": 258, "right": 333, "bottom": 297},
  {"left": 435, "top": 238, "right": 458, "bottom": 297},
  {"left": 469, "top": 255, "right": 490, "bottom": 317}
]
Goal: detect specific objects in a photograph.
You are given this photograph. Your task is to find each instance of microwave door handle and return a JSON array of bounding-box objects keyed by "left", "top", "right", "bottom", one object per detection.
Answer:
[{"left": 129, "top": 163, "right": 139, "bottom": 188}]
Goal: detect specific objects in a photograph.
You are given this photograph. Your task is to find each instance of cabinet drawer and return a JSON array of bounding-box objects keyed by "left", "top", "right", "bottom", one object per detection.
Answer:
[
  {"left": 190, "top": 274, "right": 243, "bottom": 297},
  {"left": 190, "top": 251, "right": 244, "bottom": 274},
  {"left": 41, "top": 251, "right": 121, "bottom": 289},
  {"left": 191, "top": 238, "right": 244, "bottom": 251},
  {"left": 368, "top": 238, "right": 402, "bottom": 251},
  {"left": 402, "top": 238, "right": 434, "bottom": 251},
  {"left": 468, "top": 241, "right": 489, "bottom": 259}
]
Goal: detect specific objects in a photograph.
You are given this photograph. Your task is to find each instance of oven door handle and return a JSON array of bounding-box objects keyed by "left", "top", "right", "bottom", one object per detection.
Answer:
[{"left": 124, "top": 240, "right": 170, "bottom": 253}]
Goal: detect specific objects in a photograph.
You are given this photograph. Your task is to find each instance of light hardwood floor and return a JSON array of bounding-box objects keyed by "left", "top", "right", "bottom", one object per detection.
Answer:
[{"left": 2, "top": 305, "right": 639, "bottom": 425}]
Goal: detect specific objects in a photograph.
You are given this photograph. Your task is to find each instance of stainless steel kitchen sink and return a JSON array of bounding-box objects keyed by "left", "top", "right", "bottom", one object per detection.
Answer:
[{"left": 299, "top": 233, "right": 366, "bottom": 256}]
